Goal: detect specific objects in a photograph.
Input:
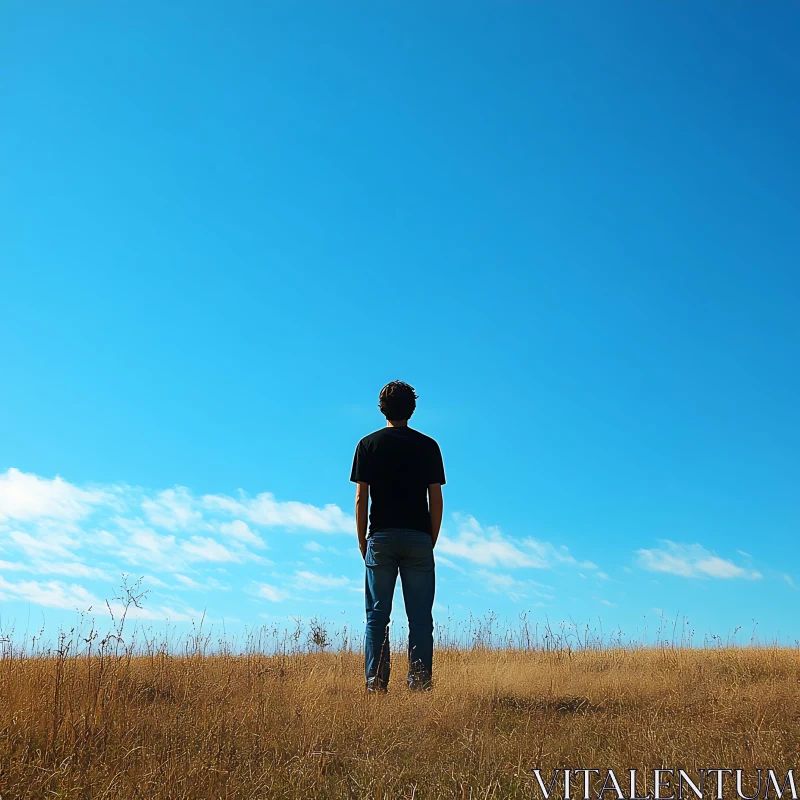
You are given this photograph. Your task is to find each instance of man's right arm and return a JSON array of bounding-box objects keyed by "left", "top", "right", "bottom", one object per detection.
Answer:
[
  {"left": 428, "top": 483, "right": 443, "bottom": 547},
  {"left": 355, "top": 481, "right": 369, "bottom": 560}
]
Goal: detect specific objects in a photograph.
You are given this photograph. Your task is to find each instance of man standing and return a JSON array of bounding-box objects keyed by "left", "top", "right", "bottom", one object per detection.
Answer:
[{"left": 350, "top": 380, "right": 446, "bottom": 693}]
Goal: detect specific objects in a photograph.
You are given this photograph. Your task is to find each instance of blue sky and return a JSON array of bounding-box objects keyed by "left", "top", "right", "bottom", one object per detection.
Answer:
[{"left": 2, "top": 2, "right": 798, "bottom": 648}]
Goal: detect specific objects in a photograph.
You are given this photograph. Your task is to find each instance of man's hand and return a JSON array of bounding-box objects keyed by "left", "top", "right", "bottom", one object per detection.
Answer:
[{"left": 355, "top": 481, "right": 369, "bottom": 560}]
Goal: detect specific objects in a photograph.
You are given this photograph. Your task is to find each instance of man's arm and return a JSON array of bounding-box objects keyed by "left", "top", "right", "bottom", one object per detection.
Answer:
[
  {"left": 428, "top": 483, "right": 443, "bottom": 547},
  {"left": 355, "top": 482, "right": 369, "bottom": 559}
]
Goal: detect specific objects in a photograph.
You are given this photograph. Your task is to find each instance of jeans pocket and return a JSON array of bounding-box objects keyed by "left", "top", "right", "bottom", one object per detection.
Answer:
[
  {"left": 365, "top": 538, "right": 376, "bottom": 567},
  {"left": 408, "top": 539, "right": 435, "bottom": 571},
  {"left": 366, "top": 537, "right": 388, "bottom": 568}
]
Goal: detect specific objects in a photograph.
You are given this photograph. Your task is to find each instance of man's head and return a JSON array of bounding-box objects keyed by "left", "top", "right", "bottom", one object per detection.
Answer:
[{"left": 379, "top": 380, "right": 418, "bottom": 423}]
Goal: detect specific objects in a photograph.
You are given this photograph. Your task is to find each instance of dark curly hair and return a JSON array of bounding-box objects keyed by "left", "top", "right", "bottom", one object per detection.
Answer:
[{"left": 378, "top": 380, "right": 418, "bottom": 421}]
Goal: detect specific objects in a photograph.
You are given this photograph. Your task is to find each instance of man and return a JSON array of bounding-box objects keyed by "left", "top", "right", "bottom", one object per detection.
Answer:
[{"left": 350, "top": 380, "right": 446, "bottom": 693}]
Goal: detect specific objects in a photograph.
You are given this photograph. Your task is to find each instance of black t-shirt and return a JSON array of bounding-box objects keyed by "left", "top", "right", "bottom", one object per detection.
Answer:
[{"left": 350, "top": 426, "right": 446, "bottom": 536}]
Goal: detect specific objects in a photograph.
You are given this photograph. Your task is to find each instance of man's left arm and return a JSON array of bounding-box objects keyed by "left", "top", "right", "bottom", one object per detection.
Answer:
[{"left": 355, "top": 482, "right": 369, "bottom": 560}]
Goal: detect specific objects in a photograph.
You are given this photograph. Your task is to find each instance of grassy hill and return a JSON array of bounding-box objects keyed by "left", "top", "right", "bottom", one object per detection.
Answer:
[{"left": 1, "top": 622, "right": 797, "bottom": 799}]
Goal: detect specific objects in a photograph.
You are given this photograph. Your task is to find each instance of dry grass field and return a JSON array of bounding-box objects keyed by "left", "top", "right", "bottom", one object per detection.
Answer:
[{"left": 1, "top": 606, "right": 798, "bottom": 799}]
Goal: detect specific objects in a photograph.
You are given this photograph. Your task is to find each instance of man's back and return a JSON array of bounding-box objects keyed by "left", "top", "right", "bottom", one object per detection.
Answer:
[
  {"left": 354, "top": 381, "right": 443, "bottom": 692},
  {"left": 350, "top": 426, "right": 446, "bottom": 536}
]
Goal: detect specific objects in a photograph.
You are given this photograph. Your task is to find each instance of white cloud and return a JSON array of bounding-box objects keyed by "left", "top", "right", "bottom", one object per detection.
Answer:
[
  {"left": 0, "top": 575, "right": 99, "bottom": 610},
  {"left": 695, "top": 556, "right": 754, "bottom": 579},
  {"left": 171, "top": 573, "right": 227, "bottom": 592},
  {"left": 0, "top": 471, "right": 350, "bottom": 592},
  {"left": 174, "top": 574, "right": 204, "bottom": 589},
  {"left": 432, "top": 554, "right": 464, "bottom": 572},
  {"left": 474, "top": 569, "right": 553, "bottom": 602},
  {"left": 293, "top": 571, "right": 354, "bottom": 590},
  {"left": 9, "top": 529, "right": 78, "bottom": 558},
  {"left": 0, "top": 558, "right": 112, "bottom": 580},
  {"left": 141, "top": 574, "right": 170, "bottom": 588},
  {"left": 254, "top": 582, "right": 288, "bottom": 602},
  {"left": 219, "top": 520, "right": 265, "bottom": 548},
  {"left": 0, "top": 467, "right": 666, "bottom": 625},
  {"left": 148, "top": 606, "right": 198, "bottom": 623},
  {"left": 110, "top": 518, "right": 272, "bottom": 571},
  {"left": 436, "top": 513, "right": 594, "bottom": 570},
  {"left": 636, "top": 541, "right": 762, "bottom": 580},
  {"left": 437, "top": 518, "right": 535, "bottom": 567},
  {"left": 142, "top": 488, "right": 205, "bottom": 532},
  {"left": 91, "top": 529, "right": 121, "bottom": 547},
  {"left": 0, "top": 468, "right": 112, "bottom": 522},
  {"left": 0, "top": 566, "right": 219, "bottom": 623},
  {"left": 34, "top": 561, "right": 114, "bottom": 580},
  {"left": 303, "top": 540, "right": 339, "bottom": 555},
  {"left": 113, "top": 518, "right": 178, "bottom": 566},
  {"left": 202, "top": 490, "right": 353, "bottom": 533},
  {"left": 181, "top": 536, "right": 242, "bottom": 563}
]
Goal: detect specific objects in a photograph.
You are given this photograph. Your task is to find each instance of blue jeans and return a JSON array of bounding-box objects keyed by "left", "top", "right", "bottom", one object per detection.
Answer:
[{"left": 364, "top": 528, "right": 435, "bottom": 689}]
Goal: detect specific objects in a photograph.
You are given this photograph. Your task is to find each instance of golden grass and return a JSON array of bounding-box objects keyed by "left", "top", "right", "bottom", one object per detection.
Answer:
[{"left": 1, "top": 634, "right": 798, "bottom": 799}]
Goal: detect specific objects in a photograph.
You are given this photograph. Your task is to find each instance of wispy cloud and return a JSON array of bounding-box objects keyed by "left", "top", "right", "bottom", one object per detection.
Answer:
[
  {"left": 0, "top": 467, "right": 353, "bottom": 617},
  {"left": 474, "top": 569, "right": 553, "bottom": 603},
  {"left": 172, "top": 573, "right": 229, "bottom": 592},
  {"left": 0, "top": 468, "right": 114, "bottom": 523},
  {"left": 303, "top": 540, "right": 339, "bottom": 554},
  {"left": 252, "top": 582, "right": 289, "bottom": 603},
  {"left": 293, "top": 571, "right": 355, "bottom": 590},
  {"left": 9, "top": 529, "right": 78, "bottom": 558},
  {"left": 0, "top": 575, "right": 97, "bottom": 610},
  {"left": 174, "top": 574, "right": 204, "bottom": 590},
  {"left": 636, "top": 541, "right": 762, "bottom": 580},
  {"left": 0, "top": 557, "right": 113, "bottom": 581},
  {"left": 437, "top": 513, "right": 594, "bottom": 571},
  {"left": 219, "top": 520, "right": 265, "bottom": 548},
  {"left": 202, "top": 490, "right": 352, "bottom": 533},
  {"left": 0, "top": 575, "right": 197, "bottom": 621},
  {"left": 181, "top": 536, "right": 243, "bottom": 563},
  {"left": 142, "top": 488, "right": 206, "bottom": 532}
]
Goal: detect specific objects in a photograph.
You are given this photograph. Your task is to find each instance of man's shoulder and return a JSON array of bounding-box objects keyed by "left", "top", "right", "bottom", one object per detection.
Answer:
[
  {"left": 408, "top": 430, "right": 441, "bottom": 454},
  {"left": 358, "top": 428, "right": 386, "bottom": 445},
  {"left": 358, "top": 427, "right": 440, "bottom": 448},
  {"left": 356, "top": 429, "right": 386, "bottom": 451}
]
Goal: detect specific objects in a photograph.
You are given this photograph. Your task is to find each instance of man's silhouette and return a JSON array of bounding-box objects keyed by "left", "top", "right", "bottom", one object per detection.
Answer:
[{"left": 350, "top": 380, "right": 446, "bottom": 693}]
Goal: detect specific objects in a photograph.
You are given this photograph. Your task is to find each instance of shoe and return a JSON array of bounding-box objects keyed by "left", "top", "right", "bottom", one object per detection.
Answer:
[
  {"left": 365, "top": 677, "right": 388, "bottom": 694},
  {"left": 406, "top": 673, "right": 432, "bottom": 692}
]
